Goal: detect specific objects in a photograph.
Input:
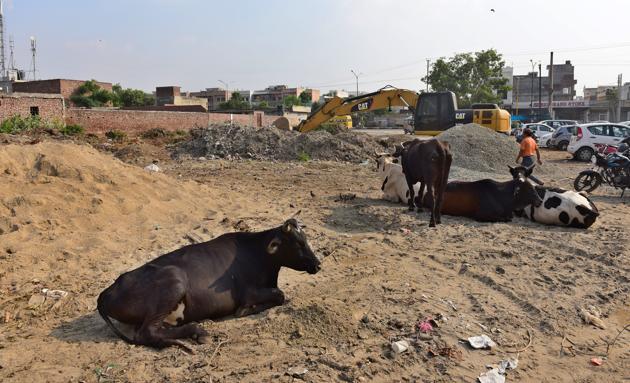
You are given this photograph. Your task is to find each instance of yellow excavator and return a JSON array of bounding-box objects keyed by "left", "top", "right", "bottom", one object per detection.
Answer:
[{"left": 295, "top": 86, "right": 511, "bottom": 135}]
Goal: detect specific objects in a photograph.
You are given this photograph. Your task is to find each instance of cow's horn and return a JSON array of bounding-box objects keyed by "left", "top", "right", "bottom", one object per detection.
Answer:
[{"left": 291, "top": 210, "right": 302, "bottom": 218}]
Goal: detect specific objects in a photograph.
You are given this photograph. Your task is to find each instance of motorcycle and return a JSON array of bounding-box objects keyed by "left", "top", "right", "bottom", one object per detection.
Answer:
[{"left": 574, "top": 143, "right": 630, "bottom": 196}]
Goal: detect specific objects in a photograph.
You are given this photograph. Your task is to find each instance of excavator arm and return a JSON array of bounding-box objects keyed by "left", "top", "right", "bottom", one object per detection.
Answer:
[{"left": 296, "top": 87, "right": 419, "bottom": 133}]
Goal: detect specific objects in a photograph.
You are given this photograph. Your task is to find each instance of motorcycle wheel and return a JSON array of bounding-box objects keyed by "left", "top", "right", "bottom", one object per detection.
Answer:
[{"left": 574, "top": 171, "right": 602, "bottom": 193}]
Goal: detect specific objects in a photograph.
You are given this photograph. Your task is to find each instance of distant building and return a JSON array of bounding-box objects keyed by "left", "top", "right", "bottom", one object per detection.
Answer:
[
  {"left": 12, "top": 79, "right": 113, "bottom": 107},
  {"left": 190, "top": 88, "right": 252, "bottom": 110},
  {"left": 512, "top": 60, "right": 576, "bottom": 104},
  {"left": 0, "top": 92, "right": 65, "bottom": 121},
  {"left": 155, "top": 86, "right": 208, "bottom": 110},
  {"left": 251, "top": 85, "right": 320, "bottom": 107},
  {"left": 500, "top": 66, "right": 513, "bottom": 105}
]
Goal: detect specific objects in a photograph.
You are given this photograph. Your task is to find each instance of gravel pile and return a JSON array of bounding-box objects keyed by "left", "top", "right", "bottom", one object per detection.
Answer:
[
  {"left": 173, "top": 124, "right": 392, "bottom": 163},
  {"left": 437, "top": 123, "right": 519, "bottom": 174}
]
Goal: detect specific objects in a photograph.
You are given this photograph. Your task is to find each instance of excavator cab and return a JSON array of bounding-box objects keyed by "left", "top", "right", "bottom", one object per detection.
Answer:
[{"left": 413, "top": 92, "right": 458, "bottom": 135}]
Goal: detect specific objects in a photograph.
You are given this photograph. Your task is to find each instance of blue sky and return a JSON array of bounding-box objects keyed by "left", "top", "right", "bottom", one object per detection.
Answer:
[{"left": 6, "top": 0, "right": 630, "bottom": 95}]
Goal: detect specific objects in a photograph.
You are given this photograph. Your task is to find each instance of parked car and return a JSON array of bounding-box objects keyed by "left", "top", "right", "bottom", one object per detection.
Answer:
[
  {"left": 538, "top": 119, "right": 578, "bottom": 130},
  {"left": 549, "top": 125, "right": 579, "bottom": 151},
  {"left": 538, "top": 132, "right": 554, "bottom": 148},
  {"left": 619, "top": 121, "right": 630, "bottom": 127},
  {"left": 516, "top": 123, "right": 555, "bottom": 145},
  {"left": 567, "top": 123, "right": 630, "bottom": 161}
]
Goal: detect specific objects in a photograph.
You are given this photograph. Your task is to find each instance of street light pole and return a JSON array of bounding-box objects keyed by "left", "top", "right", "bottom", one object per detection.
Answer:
[
  {"left": 351, "top": 69, "right": 359, "bottom": 97},
  {"left": 538, "top": 63, "right": 542, "bottom": 120},
  {"left": 218, "top": 80, "right": 230, "bottom": 101}
]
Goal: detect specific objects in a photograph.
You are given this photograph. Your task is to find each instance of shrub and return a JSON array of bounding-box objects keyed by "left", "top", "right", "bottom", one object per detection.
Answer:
[
  {"left": 105, "top": 130, "right": 127, "bottom": 141},
  {"left": 297, "top": 151, "right": 311, "bottom": 162},
  {"left": 0, "top": 115, "right": 42, "bottom": 134},
  {"left": 140, "top": 128, "right": 167, "bottom": 139},
  {"left": 60, "top": 124, "right": 85, "bottom": 136}
]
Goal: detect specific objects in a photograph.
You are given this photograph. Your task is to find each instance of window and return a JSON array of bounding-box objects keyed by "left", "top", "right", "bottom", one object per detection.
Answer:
[
  {"left": 611, "top": 126, "right": 630, "bottom": 137},
  {"left": 587, "top": 125, "right": 606, "bottom": 136},
  {"left": 30, "top": 106, "right": 39, "bottom": 116}
]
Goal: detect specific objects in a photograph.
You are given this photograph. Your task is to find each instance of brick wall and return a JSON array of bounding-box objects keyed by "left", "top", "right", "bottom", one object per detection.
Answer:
[
  {"left": 13, "top": 79, "right": 112, "bottom": 100},
  {"left": 0, "top": 94, "right": 65, "bottom": 121},
  {"left": 64, "top": 109, "right": 281, "bottom": 135}
]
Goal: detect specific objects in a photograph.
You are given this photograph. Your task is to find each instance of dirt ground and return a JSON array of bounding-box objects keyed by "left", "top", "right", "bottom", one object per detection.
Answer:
[{"left": 0, "top": 135, "right": 628, "bottom": 383}]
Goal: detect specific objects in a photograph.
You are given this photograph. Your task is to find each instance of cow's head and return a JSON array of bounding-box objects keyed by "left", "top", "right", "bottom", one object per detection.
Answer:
[
  {"left": 374, "top": 150, "right": 393, "bottom": 172},
  {"left": 267, "top": 218, "right": 321, "bottom": 274},
  {"left": 512, "top": 173, "right": 543, "bottom": 210}
]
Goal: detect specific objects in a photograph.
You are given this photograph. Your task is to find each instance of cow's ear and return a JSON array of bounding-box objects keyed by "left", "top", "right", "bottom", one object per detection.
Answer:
[
  {"left": 267, "top": 238, "right": 281, "bottom": 254},
  {"left": 526, "top": 165, "right": 535, "bottom": 176},
  {"left": 282, "top": 221, "right": 293, "bottom": 233}
]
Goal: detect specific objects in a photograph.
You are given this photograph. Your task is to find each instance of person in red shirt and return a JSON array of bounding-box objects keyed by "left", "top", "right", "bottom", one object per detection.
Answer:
[{"left": 516, "top": 128, "right": 543, "bottom": 184}]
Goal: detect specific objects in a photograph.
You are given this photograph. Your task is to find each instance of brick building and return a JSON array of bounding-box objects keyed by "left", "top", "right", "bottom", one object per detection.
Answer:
[
  {"left": 155, "top": 86, "right": 208, "bottom": 109},
  {"left": 12, "top": 79, "right": 113, "bottom": 106},
  {"left": 190, "top": 88, "right": 253, "bottom": 110},
  {"left": 252, "top": 85, "right": 320, "bottom": 107},
  {"left": 0, "top": 93, "right": 65, "bottom": 121}
]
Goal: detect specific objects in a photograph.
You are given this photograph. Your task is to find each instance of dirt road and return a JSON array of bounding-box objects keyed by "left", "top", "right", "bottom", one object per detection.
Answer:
[{"left": 0, "top": 140, "right": 628, "bottom": 382}]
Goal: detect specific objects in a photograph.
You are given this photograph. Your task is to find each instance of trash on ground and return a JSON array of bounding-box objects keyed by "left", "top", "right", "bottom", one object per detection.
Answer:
[
  {"left": 287, "top": 366, "right": 308, "bottom": 377},
  {"left": 579, "top": 306, "right": 606, "bottom": 329},
  {"left": 391, "top": 340, "right": 410, "bottom": 353},
  {"left": 144, "top": 163, "right": 161, "bottom": 172},
  {"left": 417, "top": 319, "right": 433, "bottom": 333},
  {"left": 590, "top": 357, "right": 603, "bottom": 366},
  {"left": 478, "top": 368, "right": 505, "bottom": 383},
  {"left": 498, "top": 357, "right": 518, "bottom": 374},
  {"left": 42, "top": 288, "right": 68, "bottom": 300},
  {"left": 468, "top": 334, "right": 497, "bottom": 349}
]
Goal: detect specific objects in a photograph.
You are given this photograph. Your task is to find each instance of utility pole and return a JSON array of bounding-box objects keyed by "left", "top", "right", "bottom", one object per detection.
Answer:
[
  {"left": 617, "top": 73, "right": 622, "bottom": 122},
  {"left": 0, "top": 0, "right": 5, "bottom": 78},
  {"left": 218, "top": 80, "right": 231, "bottom": 100},
  {"left": 350, "top": 69, "right": 360, "bottom": 97},
  {"left": 548, "top": 51, "right": 554, "bottom": 119},
  {"left": 425, "top": 59, "right": 430, "bottom": 92},
  {"left": 529, "top": 59, "right": 536, "bottom": 122},
  {"left": 30, "top": 37, "right": 37, "bottom": 81},
  {"left": 538, "top": 63, "right": 542, "bottom": 120},
  {"left": 514, "top": 77, "right": 520, "bottom": 117}
]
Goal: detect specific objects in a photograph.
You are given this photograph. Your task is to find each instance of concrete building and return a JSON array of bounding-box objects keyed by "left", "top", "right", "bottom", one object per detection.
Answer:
[
  {"left": 190, "top": 88, "right": 252, "bottom": 110},
  {"left": 155, "top": 86, "right": 208, "bottom": 109},
  {"left": 251, "top": 85, "right": 320, "bottom": 107},
  {"left": 11, "top": 79, "right": 113, "bottom": 107},
  {"left": 512, "top": 60, "right": 576, "bottom": 104},
  {"left": 500, "top": 66, "right": 513, "bottom": 105}
]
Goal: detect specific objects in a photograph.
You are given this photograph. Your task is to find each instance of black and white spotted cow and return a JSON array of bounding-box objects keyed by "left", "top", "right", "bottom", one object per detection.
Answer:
[
  {"left": 375, "top": 154, "right": 420, "bottom": 205},
  {"left": 510, "top": 166, "right": 599, "bottom": 228}
]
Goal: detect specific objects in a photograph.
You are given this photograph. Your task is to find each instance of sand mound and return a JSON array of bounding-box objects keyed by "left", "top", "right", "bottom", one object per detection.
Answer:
[
  {"left": 174, "top": 124, "right": 390, "bottom": 163},
  {"left": 438, "top": 124, "right": 519, "bottom": 174},
  {"left": 0, "top": 141, "right": 217, "bottom": 288}
]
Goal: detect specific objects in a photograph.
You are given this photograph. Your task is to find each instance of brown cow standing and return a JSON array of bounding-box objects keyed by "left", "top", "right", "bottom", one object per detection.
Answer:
[{"left": 393, "top": 139, "right": 452, "bottom": 227}]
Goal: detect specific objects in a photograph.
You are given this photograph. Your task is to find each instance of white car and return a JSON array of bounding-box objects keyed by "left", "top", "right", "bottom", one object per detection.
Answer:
[
  {"left": 523, "top": 123, "right": 555, "bottom": 138},
  {"left": 567, "top": 123, "right": 630, "bottom": 161},
  {"left": 538, "top": 132, "right": 554, "bottom": 148}
]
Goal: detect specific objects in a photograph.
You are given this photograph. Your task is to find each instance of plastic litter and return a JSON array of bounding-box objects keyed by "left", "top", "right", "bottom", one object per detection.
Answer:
[
  {"left": 144, "top": 163, "right": 161, "bottom": 173},
  {"left": 478, "top": 368, "right": 505, "bottom": 383},
  {"left": 287, "top": 367, "right": 308, "bottom": 377},
  {"left": 391, "top": 340, "right": 410, "bottom": 353},
  {"left": 468, "top": 334, "right": 497, "bottom": 349},
  {"left": 590, "top": 357, "right": 603, "bottom": 366},
  {"left": 417, "top": 319, "right": 433, "bottom": 333},
  {"left": 498, "top": 357, "right": 519, "bottom": 374},
  {"left": 42, "top": 288, "right": 68, "bottom": 300}
]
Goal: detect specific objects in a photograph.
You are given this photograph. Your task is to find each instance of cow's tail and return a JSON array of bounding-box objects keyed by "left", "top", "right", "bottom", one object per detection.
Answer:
[{"left": 97, "top": 292, "right": 135, "bottom": 344}]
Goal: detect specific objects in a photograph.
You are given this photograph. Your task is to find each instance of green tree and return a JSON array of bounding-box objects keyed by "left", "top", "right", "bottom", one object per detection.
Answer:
[
  {"left": 219, "top": 92, "right": 249, "bottom": 110},
  {"left": 423, "top": 49, "right": 510, "bottom": 108},
  {"left": 299, "top": 91, "right": 312, "bottom": 105},
  {"left": 70, "top": 80, "right": 116, "bottom": 108},
  {"left": 111, "top": 84, "right": 155, "bottom": 107},
  {"left": 283, "top": 95, "right": 302, "bottom": 108}
]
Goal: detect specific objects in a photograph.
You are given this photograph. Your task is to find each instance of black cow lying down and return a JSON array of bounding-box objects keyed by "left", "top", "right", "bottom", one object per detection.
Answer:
[
  {"left": 97, "top": 218, "right": 321, "bottom": 351},
  {"left": 426, "top": 166, "right": 543, "bottom": 222}
]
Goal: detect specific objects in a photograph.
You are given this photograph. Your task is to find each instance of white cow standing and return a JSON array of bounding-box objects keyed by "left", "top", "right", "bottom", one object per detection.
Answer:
[{"left": 376, "top": 155, "right": 421, "bottom": 205}]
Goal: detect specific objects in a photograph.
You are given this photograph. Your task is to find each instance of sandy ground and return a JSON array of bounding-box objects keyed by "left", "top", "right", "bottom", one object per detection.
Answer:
[{"left": 0, "top": 138, "right": 628, "bottom": 383}]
